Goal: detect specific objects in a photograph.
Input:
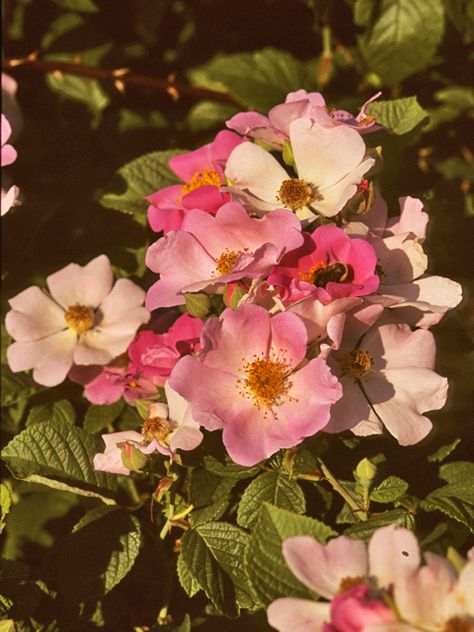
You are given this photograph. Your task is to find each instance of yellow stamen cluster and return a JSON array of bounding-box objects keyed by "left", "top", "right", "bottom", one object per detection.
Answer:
[
  {"left": 64, "top": 304, "right": 95, "bottom": 334},
  {"left": 341, "top": 349, "right": 373, "bottom": 381},
  {"left": 442, "top": 618, "right": 473, "bottom": 632},
  {"left": 338, "top": 576, "right": 365, "bottom": 593},
  {"left": 182, "top": 168, "right": 220, "bottom": 196},
  {"left": 237, "top": 350, "right": 295, "bottom": 416},
  {"left": 216, "top": 250, "right": 241, "bottom": 276},
  {"left": 142, "top": 417, "right": 172, "bottom": 443},
  {"left": 298, "top": 260, "right": 327, "bottom": 283},
  {"left": 277, "top": 179, "right": 318, "bottom": 210}
]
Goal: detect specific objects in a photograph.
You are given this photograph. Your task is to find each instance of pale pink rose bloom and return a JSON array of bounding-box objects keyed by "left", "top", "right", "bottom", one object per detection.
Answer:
[
  {"left": 169, "top": 304, "right": 342, "bottom": 466},
  {"left": 1, "top": 114, "right": 20, "bottom": 216},
  {"left": 225, "top": 118, "right": 374, "bottom": 220},
  {"left": 146, "top": 130, "right": 244, "bottom": 233},
  {"left": 324, "top": 314, "right": 448, "bottom": 444},
  {"left": 145, "top": 202, "right": 304, "bottom": 309},
  {"left": 5, "top": 255, "right": 150, "bottom": 387},
  {"left": 268, "top": 525, "right": 420, "bottom": 632},
  {"left": 227, "top": 90, "right": 382, "bottom": 150},
  {"left": 394, "top": 554, "right": 474, "bottom": 630},
  {"left": 345, "top": 195, "right": 462, "bottom": 328},
  {"left": 93, "top": 383, "right": 202, "bottom": 474},
  {"left": 269, "top": 225, "right": 379, "bottom": 305}
]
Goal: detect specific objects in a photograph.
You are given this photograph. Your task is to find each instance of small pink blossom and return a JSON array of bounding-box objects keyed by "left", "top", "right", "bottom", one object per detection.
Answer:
[
  {"left": 146, "top": 130, "right": 244, "bottom": 233},
  {"left": 169, "top": 303, "right": 342, "bottom": 466},
  {"left": 5, "top": 255, "right": 150, "bottom": 386},
  {"left": 93, "top": 382, "right": 203, "bottom": 474},
  {"left": 269, "top": 225, "right": 379, "bottom": 305},
  {"left": 1, "top": 113, "right": 20, "bottom": 216},
  {"left": 145, "top": 202, "right": 304, "bottom": 309},
  {"left": 225, "top": 119, "right": 374, "bottom": 220}
]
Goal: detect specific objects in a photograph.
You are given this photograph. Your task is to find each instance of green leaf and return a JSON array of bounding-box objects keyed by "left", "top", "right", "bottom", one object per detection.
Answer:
[
  {"left": 51, "top": 0, "right": 99, "bottom": 12},
  {"left": 443, "top": 0, "right": 474, "bottom": 44},
  {"left": 367, "top": 97, "right": 429, "bottom": 135},
  {"left": 436, "top": 157, "right": 474, "bottom": 181},
  {"left": 428, "top": 438, "right": 461, "bottom": 463},
  {"left": 237, "top": 472, "right": 305, "bottom": 529},
  {"left": 177, "top": 553, "right": 201, "bottom": 597},
  {"left": 174, "top": 614, "right": 191, "bottom": 632},
  {"left": 439, "top": 460, "right": 474, "bottom": 484},
  {"left": 99, "top": 150, "right": 182, "bottom": 219},
  {"left": 25, "top": 399, "right": 75, "bottom": 427},
  {"left": 41, "top": 12, "right": 85, "bottom": 49},
  {"left": 188, "top": 468, "right": 234, "bottom": 526},
  {"left": 180, "top": 522, "right": 252, "bottom": 614},
  {"left": 357, "top": 0, "right": 445, "bottom": 85},
  {"left": 0, "top": 484, "right": 12, "bottom": 532},
  {"left": 57, "top": 507, "right": 141, "bottom": 603},
  {"left": 1, "top": 419, "right": 117, "bottom": 503},
  {"left": 434, "top": 85, "right": 474, "bottom": 110},
  {"left": 370, "top": 476, "right": 409, "bottom": 503},
  {"left": 344, "top": 509, "right": 415, "bottom": 539},
  {"left": 1, "top": 370, "right": 43, "bottom": 408},
  {"left": 185, "top": 100, "right": 239, "bottom": 132},
  {"left": 46, "top": 73, "right": 109, "bottom": 126},
  {"left": 203, "top": 455, "right": 261, "bottom": 480},
  {"left": 421, "top": 484, "right": 474, "bottom": 532},
  {"left": 245, "top": 503, "right": 335, "bottom": 605},
  {"left": 184, "top": 292, "right": 212, "bottom": 319},
  {"left": 188, "top": 47, "right": 317, "bottom": 111},
  {"left": 83, "top": 400, "right": 125, "bottom": 434}
]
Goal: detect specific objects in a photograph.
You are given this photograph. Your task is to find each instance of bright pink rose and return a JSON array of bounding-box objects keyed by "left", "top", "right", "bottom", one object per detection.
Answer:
[
  {"left": 326, "top": 584, "right": 396, "bottom": 631},
  {"left": 269, "top": 225, "right": 379, "bottom": 305},
  {"left": 5, "top": 255, "right": 150, "bottom": 386},
  {"left": 145, "top": 202, "right": 304, "bottom": 309},
  {"left": 169, "top": 303, "right": 342, "bottom": 465},
  {"left": 146, "top": 130, "right": 244, "bottom": 233}
]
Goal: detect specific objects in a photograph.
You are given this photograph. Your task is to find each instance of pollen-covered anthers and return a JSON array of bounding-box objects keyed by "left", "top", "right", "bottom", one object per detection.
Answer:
[
  {"left": 181, "top": 168, "right": 220, "bottom": 196},
  {"left": 277, "top": 178, "right": 320, "bottom": 211},
  {"left": 341, "top": 349, "right": 373, "bottom": 381},
  {"left": 442, "top": 617, "right": 473, "bottom": 632},
  {"left": 215, "top": 249, "right": 241, "bottom": 276},
  {"left": 299, "top": 261, "right": 354, "bottom": 287},
  {"left": 237, "top": 349, "right": 296, "bottom": 417},
  {"left": 64, "top": 304, "right": 95, "bottom": 334},
  {"left": 338, "top": 576, "right": 365, "bottom": 594},
  {"left": 357, "top": 115, "right": 376, "bottom": 127},
  {"left": 142, "top": 416, "right": 172, "bottom": 443}
]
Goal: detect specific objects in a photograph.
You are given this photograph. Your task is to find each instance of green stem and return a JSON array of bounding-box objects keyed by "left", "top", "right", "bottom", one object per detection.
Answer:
[{"left": 317, "top": 458, "right": 367, "bottom": 521}]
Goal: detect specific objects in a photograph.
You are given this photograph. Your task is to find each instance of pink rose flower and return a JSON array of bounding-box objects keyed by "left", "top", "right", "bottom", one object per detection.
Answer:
[
  {"left": 225, "top": 119, "right": 374, "bottom": 220},
  {"left": 227, "top": 90, "right": 382, "bottom": 150},
  {"left": 169, "top": 303, "right": 342, "bottom": 466},
  {"left": 267, "top": 525, "right": 421, "bottom": 632},
  {"left": 146, "top": 130, "right": 244, "bottom": 233},
  {"left": 93, "top": 382, "right": 203, "bottom": 474},
  {"left": 5, "top": 255, "right": 150, "bottom": 386},
  {"left": 72, "top": 313, "right": 202, "bottom": 404},
  {"left": 1, "top": 113, "right": 20, "bottom": 216},
  {"left": 269, "top": 225, "right": 379, "bottom": 305},
  {"left": 145, "top": 202, "right": 304, "bottom": 309},
  {"left": 323, "top": 314, "right": 448, "bottom": 445}
]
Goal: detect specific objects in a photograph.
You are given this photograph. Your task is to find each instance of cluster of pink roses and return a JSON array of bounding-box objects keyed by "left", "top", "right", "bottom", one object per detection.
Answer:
[
  {"left": 267, "top": 525, "right": 474, "bottom": 631},
  {"left": 5, "top": 88, "right": 462, "bottom": 469}
]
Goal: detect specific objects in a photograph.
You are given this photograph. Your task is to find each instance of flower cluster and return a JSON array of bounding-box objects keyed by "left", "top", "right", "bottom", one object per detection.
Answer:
[
  {"left": 5, "top": 88, "right": 462, "bottom": 471},
  {"left": 267, "top": 525, "right": 474, "bottom": 631}
]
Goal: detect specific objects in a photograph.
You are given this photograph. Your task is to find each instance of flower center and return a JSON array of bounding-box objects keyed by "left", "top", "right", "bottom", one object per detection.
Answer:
[
  {"left": 182, "top": 168, "right": 220, "bottom": 195},
  {"left": 277, "top": 179, "right": 318, "bottom": 210},
  {"left": 237, "top": 351, "right": 295, "bottom": 414},
  {"left": 64, "top": 304, "right": 95, "bottom": 334},
  {"left": 142, "top": 417, "right": 172, "bottom": 443},
  {"left": 341, "top": 350, "right": 373, "bottom": 380},
  {"left": 299, "top": 261, "right": 354, "bottom": 287},
  {"left": 443, "top": 617, "right": 473, "bottom": 632},
  {"left": 216, "top": 250, "right": 241, "bottom": 276},
  {"left": 338, "top": 576, "right": 365, "bottom": 593}
]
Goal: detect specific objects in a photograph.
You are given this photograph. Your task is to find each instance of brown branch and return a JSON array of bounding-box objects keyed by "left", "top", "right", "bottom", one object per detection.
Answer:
[{"left": 2, "top": 55, "right": 242, "bottom": 107}]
